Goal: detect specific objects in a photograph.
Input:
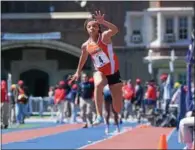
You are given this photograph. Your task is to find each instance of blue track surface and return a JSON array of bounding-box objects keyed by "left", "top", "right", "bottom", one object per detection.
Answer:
[
  {"left": 2, "top": 122, "right": 137, "bottom": 149},
  {"left": 168, "top": 129, "right": 185, "bottom": 149},
  {"left": 2, "top": 122, "right": 186, "bottom": 149}
]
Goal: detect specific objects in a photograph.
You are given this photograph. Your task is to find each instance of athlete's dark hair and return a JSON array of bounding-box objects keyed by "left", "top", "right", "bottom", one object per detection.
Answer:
[{"left": 84, "top": 18, "right": 102, "bottom": 33}]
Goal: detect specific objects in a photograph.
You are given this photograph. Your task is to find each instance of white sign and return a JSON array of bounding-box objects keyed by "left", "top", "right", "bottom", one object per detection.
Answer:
[
  {"left": 169, "top": 61, "right": 174, "bottom": 72},
  {"left": 148, "top": 63, "right": 153, "bottom": 74},
  {"left": 171, "top": 49, "right": 175, "bottom": 61},
  {"left": 1, "top": 32, "right": 61, "bottom": 40}
]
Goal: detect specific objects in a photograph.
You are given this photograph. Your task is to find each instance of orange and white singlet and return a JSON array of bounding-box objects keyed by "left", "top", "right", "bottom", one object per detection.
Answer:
[{"left": 86, "top": 35, "right": 119, "bottom": 76}]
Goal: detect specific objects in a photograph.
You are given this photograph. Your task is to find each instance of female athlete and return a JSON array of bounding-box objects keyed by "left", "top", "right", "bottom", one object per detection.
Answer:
[{"left": 71, "top": 10, "right": 123, "bottom": 125}]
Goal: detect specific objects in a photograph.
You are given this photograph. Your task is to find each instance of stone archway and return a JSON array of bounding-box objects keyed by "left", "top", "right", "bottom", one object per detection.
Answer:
[
  {"left": 20, "top": 69, "right": 49, "bottom": 97},
  {"left": 1, "top": 40, "right": 92, "bottom": 86},
  {"left": 1, "top": 40, "right": 81, "bottom": 57},
  {"left": 1, "top": 40, "right": 82, "bottom": 83}
]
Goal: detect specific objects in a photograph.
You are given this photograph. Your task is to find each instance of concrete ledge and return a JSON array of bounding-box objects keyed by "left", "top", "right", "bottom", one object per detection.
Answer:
[
  {"left": 2, "top": 12, "right": 92, "bottom": 20},
  {"left": 1, "top": 40, "right": 81, "bottom": 57}
]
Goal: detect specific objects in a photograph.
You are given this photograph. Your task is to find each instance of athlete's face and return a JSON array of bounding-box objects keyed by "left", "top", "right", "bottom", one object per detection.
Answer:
[{"left": 86, "top": 21, "right": 99, "bottom": 36}]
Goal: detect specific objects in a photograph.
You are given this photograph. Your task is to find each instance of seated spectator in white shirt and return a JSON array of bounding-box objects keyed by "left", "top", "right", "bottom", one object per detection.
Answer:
[{"left": 178, "top": 109, "right": 195, "bottom": 149}]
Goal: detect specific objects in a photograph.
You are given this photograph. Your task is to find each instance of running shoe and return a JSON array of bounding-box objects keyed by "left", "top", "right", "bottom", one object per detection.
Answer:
[
  {"left": 116, "top": 125, "right": 120, "bottom": 133},
  {"left": 105, "top": 125, "right": 109, "bottom": 134},
  {"left": 92, "top": 116, "right": 103, "bottom": 126}
]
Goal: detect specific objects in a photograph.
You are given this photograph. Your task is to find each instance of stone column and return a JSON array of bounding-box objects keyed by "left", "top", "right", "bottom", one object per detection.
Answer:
[
  {"left": 124, "top": 12, "right": 132, "bottom": 46},
  {"left": 174, "top": 16, "right": 178, "bottom": 41},
  {"left": 143, "top": 12, "right": 150, "bottom": 45},
  {"left": 188, "top": 16, "right": 192, "bottom": 40},
  {"left": 157, "top": 12, "right": 164, "bottom": 44}
]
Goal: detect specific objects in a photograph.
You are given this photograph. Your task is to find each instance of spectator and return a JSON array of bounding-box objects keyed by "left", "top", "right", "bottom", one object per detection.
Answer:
[
  {"left": 172, "top": 82, "right": 181, "bottom": 96},
  {"left": 76, "top": 73, "right": 94, "bottom": 128},
  {"left": 14, "top": 80, "right": 28, "bottom": 124},
  {"left": 161, "top": 74, "right": 172, "bottom": 114},
  {"left": 66, "top": 82, "right": 78, "bottom": 123},
  {"left": 122, "top": 79, "right": 135, "bottom": 120},
  {"left": 134, "top": 78, "right": 144, "bottom": 110},
  {"left": 48, "top": 86, "right": 55, "bottom": 118},
  {"left": 9, "top": 84, "right": 17, "bottom": 124},
  {"left": 171, "top": 83, "right": 182, "bottom": 105},
  {"left": 1, "top": 80, "right": 9, "bottom": 129},
  {"left": 64, "top": 79, "right": 72, "bottom": 119},
  {"left": 178, "top": 109, "right": 195, "bottom": 149},
  {"left": 120, "top": 80, "right": 127, "bottom": 119},
  {"left": 88, "top": 77, "right": 96, "bottom": 121},
  {"left": 177, "top": 85, "right": 188, "bottom": 129},
  {"left": 23, "top": 85, "right": 30, "bottom": 118},
  {"left": 54, "top": 81, "right": 66, "bottom": 123},
  {"left": 48, "top": 86, "right": 55, "bottom": 98},
  {"left": 143, "top": 79, "right": 157, "bottom": 114}
]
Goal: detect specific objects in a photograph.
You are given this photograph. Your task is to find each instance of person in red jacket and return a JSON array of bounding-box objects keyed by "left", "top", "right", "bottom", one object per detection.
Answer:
[
  {"left": 1, "top": 80, "right": 9, "bottom": 129},
  {"left": 54, "top": 81, "right": 66, "bottom": 123},
  {"left": 143, "top": 80, "right": 157, "bottom": 114},
  {"left": 122, "top": 79, "right": 135, "bottom": 120}
]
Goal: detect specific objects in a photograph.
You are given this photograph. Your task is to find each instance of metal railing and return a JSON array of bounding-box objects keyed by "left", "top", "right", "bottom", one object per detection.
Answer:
[{"left": 28, "top": 96, "right": 56, "bottom": 116}]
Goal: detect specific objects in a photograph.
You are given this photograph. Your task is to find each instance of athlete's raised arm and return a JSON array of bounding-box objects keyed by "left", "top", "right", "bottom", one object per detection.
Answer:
[{"left": 93, "top": 10, "right": 118, "bottom": 43}]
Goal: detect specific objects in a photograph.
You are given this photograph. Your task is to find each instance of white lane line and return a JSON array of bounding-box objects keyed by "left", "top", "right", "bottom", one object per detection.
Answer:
[{"left": 78, "top": 127, "right": 133, "bottom": 149}]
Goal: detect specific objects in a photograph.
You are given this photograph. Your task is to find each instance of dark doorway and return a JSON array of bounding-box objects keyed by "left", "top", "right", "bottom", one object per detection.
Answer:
[{"left": 20, "top": 69, "right": 49, "bottom": 97}]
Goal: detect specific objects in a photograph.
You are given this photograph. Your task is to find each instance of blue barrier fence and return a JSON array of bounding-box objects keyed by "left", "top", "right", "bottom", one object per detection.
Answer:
[{"left": 28, "top": 96, "right": 56, "bottom": 116}]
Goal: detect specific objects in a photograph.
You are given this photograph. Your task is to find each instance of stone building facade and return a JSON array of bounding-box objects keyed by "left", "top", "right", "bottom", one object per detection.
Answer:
[{"left": 1, "top": 1, "right": 194, "bottom": 96}]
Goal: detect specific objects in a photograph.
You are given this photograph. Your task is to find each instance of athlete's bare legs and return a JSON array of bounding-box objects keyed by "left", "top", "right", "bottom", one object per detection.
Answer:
[
  {"left": 109, "top": 83, "right": 123, "bottom": 114},
  {"left": 93, "top": 71, "right": 107, "bottom": 125}
]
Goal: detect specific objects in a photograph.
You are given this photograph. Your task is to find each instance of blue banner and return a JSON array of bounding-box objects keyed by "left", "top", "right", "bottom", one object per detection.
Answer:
[{"left": 185, "top": 31, "right": 194, "bottom": 112}]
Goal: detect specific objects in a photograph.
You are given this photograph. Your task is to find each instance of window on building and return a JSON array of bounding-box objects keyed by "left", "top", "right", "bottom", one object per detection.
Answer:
[
  {"left": 2, "top": 1, "right": 10, "bottom": 13},
  {"left": 131, "top": 16, "right": 142, "bottom": 35},
  {"left": 25, "top": 2, "right": 41, "bottom": 12},
  {"left": 152, "top": 16, "right": 157, "bottom": 41},
  {"left": 25, "top": 1, "right": 50, "bottom": 12},
  {"left": 132, "top": 30, "right": 141, "bottom": 35},
  {"left": 36, "top": 1, "right": 51, "bottom": 12},
  {"left": 178, "top": 16, "right": 188, "bottom": 40},
  {"left": 165, "top": 18, "right": 174, "bottom": 34},
  {"left": 11, "top": 1, "right": 27, "bottom": 13},
  {"left": 1, "top": 1, "right": 18, "bottom": 13}
]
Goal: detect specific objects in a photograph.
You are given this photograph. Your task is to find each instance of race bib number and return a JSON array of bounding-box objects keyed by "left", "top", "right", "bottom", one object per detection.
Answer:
[{"left": 92, "top": 51, "right": 110, "bottom": 68}]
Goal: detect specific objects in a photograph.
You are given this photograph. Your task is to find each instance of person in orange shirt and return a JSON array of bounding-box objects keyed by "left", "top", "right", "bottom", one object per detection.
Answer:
[
  {"left": 54, "top": 81, "right": 66, "bottom": 123},
  {"left": 143, "top": 80, "right": 157, "bottom": 114},
  {"left": 71, "top": 11, "right": 123, "bottom": 125}
]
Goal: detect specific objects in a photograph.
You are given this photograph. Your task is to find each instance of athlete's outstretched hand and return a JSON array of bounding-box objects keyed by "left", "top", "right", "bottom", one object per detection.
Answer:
[
  {"left": 70, "top": 72, "right": 80, "bottom": 82},
  {"left": 93, "top": 10, "right": 105, "bottom": 24}
]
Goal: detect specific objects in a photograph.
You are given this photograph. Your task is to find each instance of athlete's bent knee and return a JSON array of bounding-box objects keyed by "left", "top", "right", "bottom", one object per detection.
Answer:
[
  {"left": 113, "top": 105, "right": 122, "bottom": 114},
  {"left": 95, "top": 80, "right": 104, "bottom": 89}
]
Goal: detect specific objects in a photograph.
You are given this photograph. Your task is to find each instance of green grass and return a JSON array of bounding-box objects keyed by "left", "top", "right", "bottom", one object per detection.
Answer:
[
  {"left": 9, "top": 123, "right": 40, "bottom": 129},
  {"left": 29, "top": 114, "right": 53, "bottom": 118},
  {"left": 30, "top": 116, "right": 51, "bottom": 118}
]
